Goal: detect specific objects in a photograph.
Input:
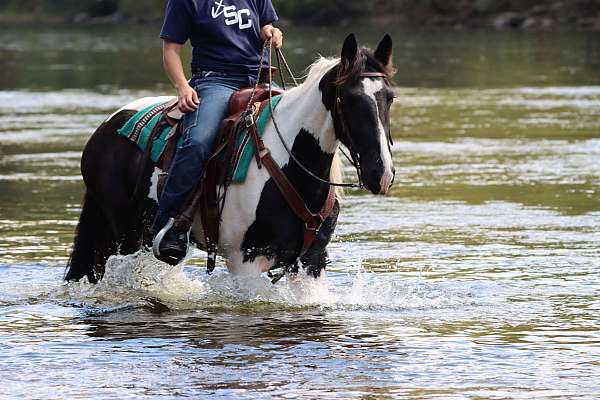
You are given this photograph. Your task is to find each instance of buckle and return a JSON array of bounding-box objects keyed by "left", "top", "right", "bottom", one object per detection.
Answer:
[
  {"left": 244, "top": 103, "right": 258, "bottom": 127},
  {"left": 244, "top": 112, "right": 255, "bottom": 127},
  {"left": 304, "top": 218, "right": 323, "bottom": 233}
]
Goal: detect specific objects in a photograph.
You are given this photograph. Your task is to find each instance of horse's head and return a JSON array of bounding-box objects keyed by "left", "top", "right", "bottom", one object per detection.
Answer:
[{"left": 320, "top": 34, "right": 396, "bottom": 195}]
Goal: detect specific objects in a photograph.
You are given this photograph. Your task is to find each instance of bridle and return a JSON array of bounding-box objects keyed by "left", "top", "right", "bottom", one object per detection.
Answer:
[
  {"left": 332, "top": 70, "right": 391, "bottom": 189},
  {"left": 254, "top": 39, "right": 392, "bottom": 189}
]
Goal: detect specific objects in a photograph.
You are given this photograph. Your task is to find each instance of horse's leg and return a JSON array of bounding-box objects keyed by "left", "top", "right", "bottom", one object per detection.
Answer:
[
  {"left": 65, "top": 190, "right": 112, "bottom": 283},
  {"left": 92, "top": 227, "right": 118, "bottom": 282},
  {"left": 85, "top": 183, "right": 152, "bottom": 281},
  {"left": 225, "top": 252, "right": 276, "bottom": 278},
  {"left": 299, "top": 201, "right": 340, "bottom": 279},
  {"left": 223, "top": 202, "right": 339, "bottom": 282},
  {"left": 65, "top": 185, "right": 133, "bottom": 282},
  {"left": 123, "top": 198, "right": 157, "bottom": 253},
  {"left": 66, "top": 111, "right": 149, "bottom": 282}
]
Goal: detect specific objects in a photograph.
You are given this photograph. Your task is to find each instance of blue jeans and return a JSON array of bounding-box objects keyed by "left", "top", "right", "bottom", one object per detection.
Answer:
[{"left": 155, "top": 71, "right": 257, "bottom": 229}]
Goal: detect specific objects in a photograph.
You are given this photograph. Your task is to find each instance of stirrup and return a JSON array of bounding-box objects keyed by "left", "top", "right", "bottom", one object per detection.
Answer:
[{"left": 152, "top": 217, "right": 175, "bottom": 258}]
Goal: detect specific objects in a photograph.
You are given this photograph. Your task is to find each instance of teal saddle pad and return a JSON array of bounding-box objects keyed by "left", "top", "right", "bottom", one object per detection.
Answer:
[
  {"left": 231, "top": 95, "right": 282, "bottom": 183},
  {"left": 117, "top": 101, "right": 182, "bottom": 164},
  {"left": 117, "top": 95, "right": 283, "bottom": 182}
]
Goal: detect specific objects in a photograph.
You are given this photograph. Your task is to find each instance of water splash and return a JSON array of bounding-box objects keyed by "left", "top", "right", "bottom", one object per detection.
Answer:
[{"left": 55, "top": 251, "right": 475, "bottom": 314}]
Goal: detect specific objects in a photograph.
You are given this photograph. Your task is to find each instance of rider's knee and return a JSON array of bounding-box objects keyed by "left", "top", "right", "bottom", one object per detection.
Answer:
[{"left": 184, "top": 130, "right": 217, "bottom": 160}]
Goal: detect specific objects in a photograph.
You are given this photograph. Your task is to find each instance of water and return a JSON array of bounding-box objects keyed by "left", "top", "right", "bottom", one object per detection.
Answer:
[{"left": 1, "top": 25, "right": 600, "bottom": 399}]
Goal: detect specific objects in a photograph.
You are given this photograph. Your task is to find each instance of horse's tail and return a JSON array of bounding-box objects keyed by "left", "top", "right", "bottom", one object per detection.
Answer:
[
  {"left": 331, "top": 152, "right": 344, "bottom": 199},
  {"left": 64, "top": 191, "right": 104, "bottom": 283}
]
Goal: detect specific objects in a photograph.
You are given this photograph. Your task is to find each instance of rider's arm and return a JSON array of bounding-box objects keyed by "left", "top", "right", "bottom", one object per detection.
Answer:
[
  {"left": 258, "top": 0, "right": 282, "bottom": 48},
  {"left": 260, "top": 24, "right": 283, "bottom": 49},
  {"left": 163, "top": 40, "right": 199, "bottom": 113}
]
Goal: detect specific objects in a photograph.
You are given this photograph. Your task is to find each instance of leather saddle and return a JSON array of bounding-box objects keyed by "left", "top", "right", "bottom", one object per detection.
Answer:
[
  {"left": 148, "top": 84, "right": 284, "bottom": 192},
  {"left": 172, "top": 83, "right": 284, "bottom": 213},
  {"left": 159, "top": 82, "right": 283, "bottom": 124},
  {"left": 227, "top": 84, "right": 285, "bottom": 116}
]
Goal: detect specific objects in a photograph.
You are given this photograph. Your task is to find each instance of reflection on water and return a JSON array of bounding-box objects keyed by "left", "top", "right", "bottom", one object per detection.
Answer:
[
  {"left": 1, "top": 26, "right": 600, "bottom": 90},
  {"left": 1, "top": 256, "right": 599, "bottom": 399},
  {"left": 0, "top": 26, "right": 599, "bottom": 399}
]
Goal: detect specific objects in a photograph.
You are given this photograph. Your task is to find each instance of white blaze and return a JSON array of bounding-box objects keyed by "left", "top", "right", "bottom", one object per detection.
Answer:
[{"left": 362, "top": 78, "right": 394, "bottom": 193}]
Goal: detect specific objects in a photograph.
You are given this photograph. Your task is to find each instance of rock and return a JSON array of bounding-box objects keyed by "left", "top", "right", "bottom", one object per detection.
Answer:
[
  {"left": 492, "top": 12, "right": 526, "bottom": 29},
  {"left": 522, "top": 16, "right": 555, "bottom": 30},
  {"left": 551, "top": 1, "right": 565, "bottom": 12},
  {"left": 579, "top": 17, "right": 600, "bottom": 30},
  {"left": 530, "top": 5, "right": 549, "bottom": 16},
  {"left": 371, "top": 15, "right": 401, "bottom": 26},
  {"left": 72, "top": 13, "right": 89, "bottom": 24},
  {"left": 522, "top": 17, "right": 537, "bottom": 30},
  {"left": 539, "top": 17, "right": 556, "bottom": 30},
  {"left": 87, "top": 12, "right": 124, "bottom": 25}
]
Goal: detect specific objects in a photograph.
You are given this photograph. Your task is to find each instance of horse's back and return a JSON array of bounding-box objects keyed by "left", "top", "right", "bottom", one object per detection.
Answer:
[
  {"left": 86, "top": 95, "right": 177, "bottom": 176},
  {"left": 105, "top": 96, "right": 176, "bottom": 123}
]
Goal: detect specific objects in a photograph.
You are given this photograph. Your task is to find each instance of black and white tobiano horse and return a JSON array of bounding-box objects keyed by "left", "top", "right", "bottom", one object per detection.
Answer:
[{"left": 65, "top": 34, "right": 396, "bottom": 283}]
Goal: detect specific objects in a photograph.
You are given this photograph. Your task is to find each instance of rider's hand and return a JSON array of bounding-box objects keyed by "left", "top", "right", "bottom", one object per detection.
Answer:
[
  {"left": 261, "top": 25, "right": 283, "bottom": 49},
  {"left": 177, "top": 83, "right": 199, "bottom": 114}
]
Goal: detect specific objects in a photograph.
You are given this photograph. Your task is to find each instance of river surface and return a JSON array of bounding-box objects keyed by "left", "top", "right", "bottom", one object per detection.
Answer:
[{"left": 1, "top": 25, "right": 599, "bottom": 399}]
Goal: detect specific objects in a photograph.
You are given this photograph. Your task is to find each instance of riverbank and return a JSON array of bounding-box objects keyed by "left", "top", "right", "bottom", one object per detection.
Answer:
[
  {"left": 1, "top": 1, "right": 599, "bottom": 31},
  {"left": 276, "top": 0, "right": 600, "bottom": 31}
]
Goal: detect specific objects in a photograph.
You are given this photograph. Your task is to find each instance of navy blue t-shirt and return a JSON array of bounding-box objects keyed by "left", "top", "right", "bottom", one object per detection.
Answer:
[{"left": 160, "top": 0, "right": 278, "bottom": 75}]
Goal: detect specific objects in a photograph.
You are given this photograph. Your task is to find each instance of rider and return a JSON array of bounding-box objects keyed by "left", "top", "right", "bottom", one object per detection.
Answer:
[{"left": 152, "top": 0, "right": 283, "bottom": 264}]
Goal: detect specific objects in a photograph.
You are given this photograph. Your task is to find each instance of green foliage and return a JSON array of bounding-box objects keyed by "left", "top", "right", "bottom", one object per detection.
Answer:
[
  {"left": 0, "top": 0, "right": 82, "bottom": 13},
  {"left": 118, "top": 0, "right": 166, "bottom": 19},
  {"left": 87, "top": 1, "right": 118, "bottom": 17},
  {"left": 0, "top": 0, "right": 599, "bottom": 25},
  {"left": 0, "top": 0, "right": 158, "bottom": 17},
  {"left": 272, "top": 0, "right": 374, "bottom": 23}
]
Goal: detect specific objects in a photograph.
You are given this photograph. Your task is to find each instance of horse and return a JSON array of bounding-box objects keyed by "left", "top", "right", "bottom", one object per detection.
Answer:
[{"left": 64, "top": 33, "right": 396, "bottom": 284}]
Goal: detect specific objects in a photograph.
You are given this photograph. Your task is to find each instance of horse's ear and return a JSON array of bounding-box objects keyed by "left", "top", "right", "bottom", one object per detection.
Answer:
[
  {"left": 341, "top": 33, "right": 358, "bottom": 66},
  {"left": 375, "top": 34, "right": 393, "bottom": 68}
]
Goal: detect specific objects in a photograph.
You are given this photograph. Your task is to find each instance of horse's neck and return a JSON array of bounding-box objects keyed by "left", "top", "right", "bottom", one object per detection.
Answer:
[
  {"left": 275, "top": 78, "right": 338, "bottom": 155},
  {"left": 270, "top": 78, "right": 338, "bottom": 209}
]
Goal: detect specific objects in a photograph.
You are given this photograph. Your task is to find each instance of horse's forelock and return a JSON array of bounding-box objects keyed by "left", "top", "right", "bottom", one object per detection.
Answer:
[
  {"left": 304, "top": 47, "right": 394, "bottom": 89},
  {"left": 336, "top": 48, "right": 395, "bottom": 86}
]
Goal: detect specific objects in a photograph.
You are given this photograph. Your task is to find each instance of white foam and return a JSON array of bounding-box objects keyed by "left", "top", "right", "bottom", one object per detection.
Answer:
[{"left": 57, "top": 251, "right": 474, "bottom": 313}]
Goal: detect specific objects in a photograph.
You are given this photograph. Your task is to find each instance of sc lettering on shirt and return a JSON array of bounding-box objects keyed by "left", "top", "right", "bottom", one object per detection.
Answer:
[
  {"left": 237, "top": 9, "right": 252, "bottom": 29},
  {"left": 213, "top": 0, "right": 253, "bottom": 30}
]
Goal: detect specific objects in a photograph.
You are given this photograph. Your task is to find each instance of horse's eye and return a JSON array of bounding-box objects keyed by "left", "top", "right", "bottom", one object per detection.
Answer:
[{"left": 387, "top": 93, "right": 395, "bottom": 104}]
